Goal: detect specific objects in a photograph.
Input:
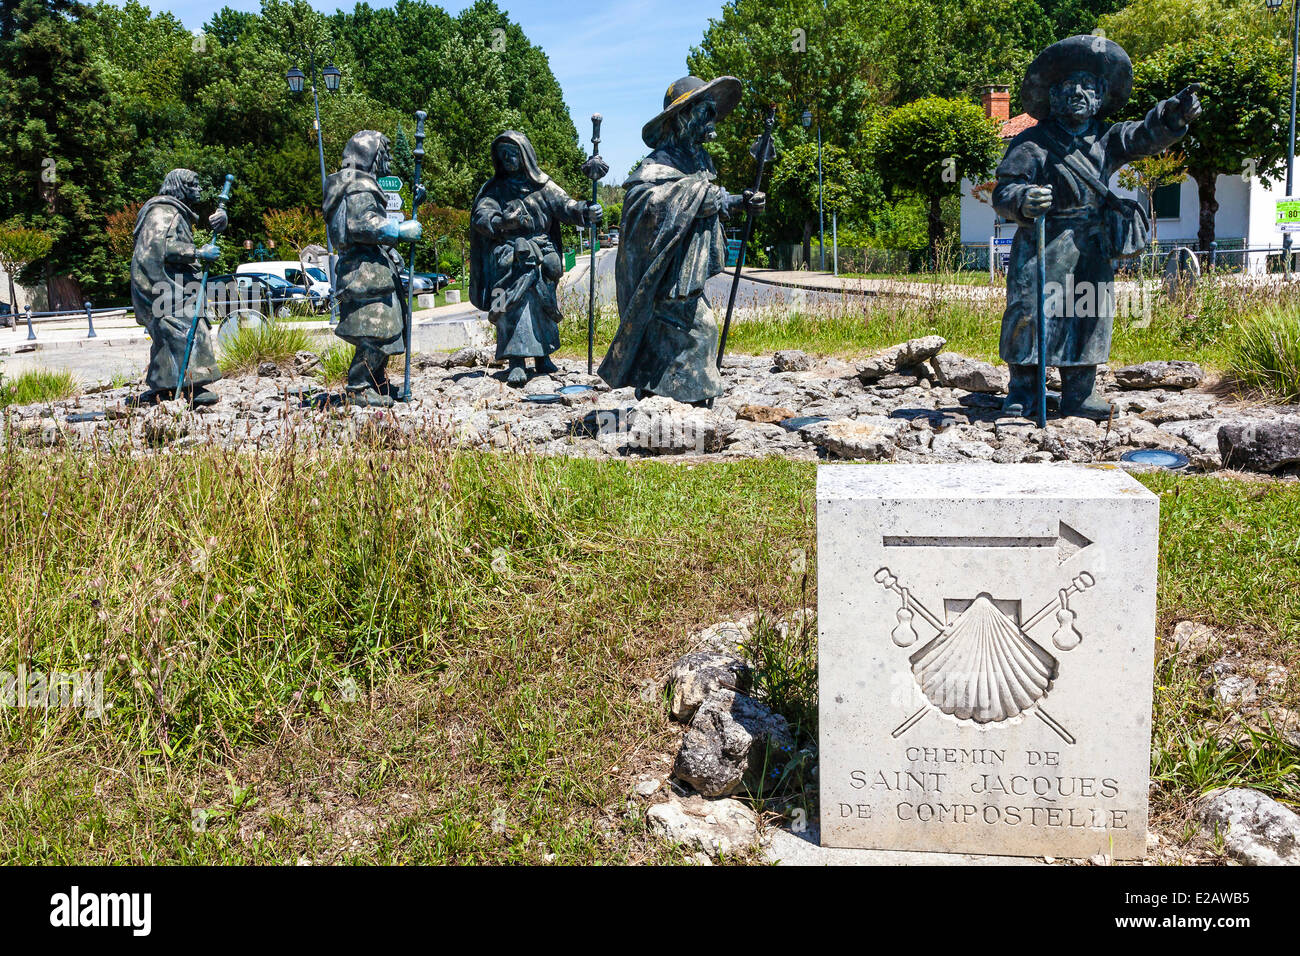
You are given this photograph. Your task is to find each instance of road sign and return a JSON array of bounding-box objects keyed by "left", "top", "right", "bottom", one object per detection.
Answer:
[
  {"left": 387, "top": 211, "right": 405, "bottom": 224},
  {"left": 989, "top": 235, "right": 1014, "bottom": 275},
  {"left": 1277, "top": 197, "right": 1300, "bottom": 233},
  {"left": 385, "top": 192, "right": 403, "bottom": 211},
  {"left": 378, "top": 176, "right": 402, "bottom": 192}
]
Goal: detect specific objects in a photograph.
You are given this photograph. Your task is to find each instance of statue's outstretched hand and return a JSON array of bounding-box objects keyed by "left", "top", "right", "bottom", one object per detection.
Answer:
[
  {"left": 207, "top": 209, "right": 228, "bottom": 234},
  {"left": 585, "top": 202, "right": 603, "bottom": 226},
  {"left": 1021, "top": 185, "right": 1053, "bottom": 219},
  {"left": 744, "top": 189, "right": 766, "bottom": 215},
  {"left": 196, "top": 243, "right": 221, "bottom": 263},
  {"left": 1166, "top": 84, "right": 1203, "bottom": 129}
]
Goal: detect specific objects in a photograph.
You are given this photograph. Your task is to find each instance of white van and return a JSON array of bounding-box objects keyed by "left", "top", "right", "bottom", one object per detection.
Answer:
[{"left": 237, "top": 260, "right": 333, "bottom": 302}]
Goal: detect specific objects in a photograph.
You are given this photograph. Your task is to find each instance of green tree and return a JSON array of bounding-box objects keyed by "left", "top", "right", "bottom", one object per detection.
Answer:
[
  {"left": 768, "top": 141, "right": 864, "bottom": 264},
  {"left": 868, "top": 96, "right": 1003, "bottom": 260},
  {"left": 0, "top": 0, "right": 129, "bottom": 305},
  {"left": 1128, "top": 35, "right": 1288, "bottom": 248},
  {"left": 0, "top": 219, "right": 53, "bottom": 312},
  {"left": 1098, "top": 0, "right": 1287, "bottom": 62},
  {"left": 1117, "top": 152, "right": 1186, "bottom": 246}
]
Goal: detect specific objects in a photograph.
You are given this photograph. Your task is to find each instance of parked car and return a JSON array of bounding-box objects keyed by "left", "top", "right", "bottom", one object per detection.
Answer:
[
  {"left": 401, "top": 271, "right": 449, "bottom": 293},
  {"left": 209, "top": 273, "right": 314, "bottom": 320},
  {"left": 237, "top": 260, "right": 333, "bottom": 304}
]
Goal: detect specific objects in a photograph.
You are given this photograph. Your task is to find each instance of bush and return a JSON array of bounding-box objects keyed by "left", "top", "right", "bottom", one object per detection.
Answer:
[
  {"left": 1225, "top": 305, "right": 1300, "bottom": 402},
  {"left": 218, "top": 324, "right": 315, "bottom": 375},
  {"left": 315, "top": 342, "right": 355, "bottom": 387}
]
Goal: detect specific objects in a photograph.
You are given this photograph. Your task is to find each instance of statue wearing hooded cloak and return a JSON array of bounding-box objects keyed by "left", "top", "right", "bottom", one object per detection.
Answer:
[
  {"left": 130, "top": 169, "right": 223, "bottom": 402},
  {"left": 323, "top": 130, "right": 419, "bottom": 404},
  {"left": 470, "top": 131, "right": 594, "bottom": 377},
  {"left": 598, "top": 76, "right": 758, "bottom": 405}
]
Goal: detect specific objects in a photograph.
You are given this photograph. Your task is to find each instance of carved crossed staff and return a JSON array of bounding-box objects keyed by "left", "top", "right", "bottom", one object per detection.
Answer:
[{"left": 873, "top": 568, "right": 1096, "bottom": 744}]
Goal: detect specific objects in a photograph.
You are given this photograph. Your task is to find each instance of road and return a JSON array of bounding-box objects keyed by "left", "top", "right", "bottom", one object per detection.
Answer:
[{"left": 566, "top": 246, "right": 850, "bottom": 315}]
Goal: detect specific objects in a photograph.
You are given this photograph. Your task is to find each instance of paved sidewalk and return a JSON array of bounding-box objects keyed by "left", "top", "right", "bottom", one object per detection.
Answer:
[{"left": 738, "top": 267, "right": 1004, "bottom": 301}]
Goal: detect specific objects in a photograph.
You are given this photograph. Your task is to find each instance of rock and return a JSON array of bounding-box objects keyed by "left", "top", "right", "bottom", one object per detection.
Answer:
[
  {"left": 292, "top": 350, "right": 320, "bottom": 373},
  {"left": 673, "top": 689, "right": 795, "bottom": 797},
  {"left": 668, "top": 650, "right": 752, "bottom": 722},
  {"left": 736, "top": 403, "right": 795, "bottom": 424},
  {"left": 256, "top": 361, "right": 281, "bottom": 378},
  {"left": 696, "top": 620, "right": 751, "bottom": 658},
  {"left": 414, "top": 352, "right": 453, "bottom": 370},
  {"left": 646, "top": 793, "right": 761, "bottom": 860},
  {"left": 799, "top": 416, "right": 903, "bottom": 460},
  {"left": 1219, "top": 420, "right": 1300, "bottom": 473},
  {"left": 855, "top": 336, "right": 946, "bottom": 383},
  {"left": 1171, "top": 620, "right": 1219, "bottom": 659},
  {"left": 1196, "top": 788, "right": 1300, "bottom": 865},
  {"left": 1213, "top": 674, "right": 1259, "bottom": 708},
  {"left": 1112, "top": 361, "right": 1205, "bottom": 391},
  {"left": 634, "top": 777, "right": 662, "bottom": 797},
  {"left": 929, "top": 353, "right": 1009, "bottom": 394},
  {"left": 773, "top": 349, "right": 812, "bottom": 372},
  {"left": 626, "top": 396, "right": 732, "bottom": 454},
  {"left": 449, "top": 346, "right": 486, "bottom": 368}
]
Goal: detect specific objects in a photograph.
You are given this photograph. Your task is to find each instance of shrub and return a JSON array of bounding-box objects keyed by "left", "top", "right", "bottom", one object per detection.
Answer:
[
  {"left": 1225, "top": 305, "right": 1300, "bottom": 402},
  {"left": 0, "top": 368, "right": 78, "bottom": 406},
  {"left": 218, "top": 324, "right": 315, "bottom": 375}
]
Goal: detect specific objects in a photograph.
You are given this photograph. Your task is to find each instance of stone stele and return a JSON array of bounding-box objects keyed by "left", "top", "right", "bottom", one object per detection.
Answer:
[{"left": 817, "top": 463, "right": 1158, "bottom": 859}]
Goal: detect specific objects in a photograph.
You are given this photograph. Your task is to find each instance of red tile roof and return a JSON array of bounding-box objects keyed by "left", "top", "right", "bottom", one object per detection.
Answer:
[{"left": 1001, "top": 113, "right": 1037, "bottom": 139}]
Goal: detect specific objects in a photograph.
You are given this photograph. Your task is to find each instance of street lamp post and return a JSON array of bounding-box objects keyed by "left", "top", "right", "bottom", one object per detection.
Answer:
[
  {"left": 287, "top": 52, "right": 342, "bottom": 322},
  {"left": 1268, "top": 0, "right": 1299, "bottom": 273},
  {"left": 801, "top": 109, "right": 826, "bottom": 272}
]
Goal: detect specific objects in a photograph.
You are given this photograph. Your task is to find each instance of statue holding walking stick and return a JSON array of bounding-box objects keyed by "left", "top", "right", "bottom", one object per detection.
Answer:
[
  {"left": 129, "top": 169, "right": 230, "bottom": 407},
  {"left": 994, "top": 35, "right": 1201, "bottom": 421},
  {"left": 599, "top": 75, "right": 765, "bottom": 406},
  {"left": 324, "top": 130, "right": 422, "bottom": 407},
  {"left": 470, "top": 131, "right": 603, "bottom": 387}
]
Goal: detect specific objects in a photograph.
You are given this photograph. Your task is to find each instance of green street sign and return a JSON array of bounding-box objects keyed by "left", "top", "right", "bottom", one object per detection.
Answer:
[
  {"left": 378, "top": 176, "right": 403, "bottom": 192},
  {"left": 1277, "top": 197, "right": 1300, "bottom": 233}
]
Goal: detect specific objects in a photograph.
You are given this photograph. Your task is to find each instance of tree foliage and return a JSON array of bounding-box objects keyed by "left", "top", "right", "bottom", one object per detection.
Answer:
[
  {"left": 868, "top": 97, "right": 1004, "bottom": 256},
  {"left": 1128, "top": 34, "right": 1288, "bottom": 247}
]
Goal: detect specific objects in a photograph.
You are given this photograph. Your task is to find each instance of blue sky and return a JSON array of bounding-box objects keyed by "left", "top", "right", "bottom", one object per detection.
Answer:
[{"left": 153, "top": 0, "right": 729, "bottom": 182}]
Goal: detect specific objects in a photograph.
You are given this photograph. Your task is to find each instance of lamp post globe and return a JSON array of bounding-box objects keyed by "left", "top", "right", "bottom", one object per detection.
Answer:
[
  {"left": 286, "top": 67, "right": 305, "bottom": 94},
  {"left": 323, "top": 63, "right": 341, "bottom": 93}
]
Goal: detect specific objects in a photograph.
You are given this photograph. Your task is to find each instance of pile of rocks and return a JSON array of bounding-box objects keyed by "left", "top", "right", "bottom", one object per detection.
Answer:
[
  {"left": 7, "top": 338, "right": 1298, "bottom": 475},
  {"left": 644, "top": 620, "right": 798, "bottom": 862}
]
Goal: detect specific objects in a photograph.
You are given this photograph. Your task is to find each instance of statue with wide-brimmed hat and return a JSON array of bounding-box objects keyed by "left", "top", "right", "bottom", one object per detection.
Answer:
[
  {"left": 599, "top": 75, "right": 765, "bottom": 405},
  {"left": 993, "top": 34, "right": 1201, "bottom": 420}
]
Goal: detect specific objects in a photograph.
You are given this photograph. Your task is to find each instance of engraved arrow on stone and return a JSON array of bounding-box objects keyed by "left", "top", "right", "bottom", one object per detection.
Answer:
[{"left": 883, "top": 521, "right": 1092, "bottom": 565}]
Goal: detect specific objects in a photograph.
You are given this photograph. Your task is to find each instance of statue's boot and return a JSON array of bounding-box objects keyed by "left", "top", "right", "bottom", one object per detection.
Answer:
[
  {"left": 1059, "top": 365, "right": 1113, "bottom": 420},
  {"left": 533, "top": 355, "right": 558, "bottom": 375},
  {"left": 506, "top": 359, "right": 528, "bottom": 387},
  {"left": 1001, "top": 364, "right": 1038, "bottom": 417},
  {"left": 346, "top": 343, "right": 394, "bottom": 407},
  {"left": 130, "top": 388, "right": 171, "bottom": 408},
  {"left": 182, "top": 385, "right": 220, "bottom": 408},
  {"left": 349, "top": 387, "right": 394, "bottom": 408}
]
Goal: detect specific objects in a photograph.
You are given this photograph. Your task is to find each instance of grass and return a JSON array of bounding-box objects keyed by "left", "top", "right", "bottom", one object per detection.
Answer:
[
  {"left": 0, "top": 442, "right": 812, "bottom": 863},
  {"left": 315, "top": 342, "right": 354, "bottom": 388},
  {"left": 1225, "top": 304, "right": 1300, "bottom": 402},
  {"left": 0, "top": 440, "right": 1294, "bottom": 864},
  {"left": 0, "top": 368, "right": 79, "bottom": 407},
  {"left": 218, "top": 324, "right": 317, "bottom": 375}
]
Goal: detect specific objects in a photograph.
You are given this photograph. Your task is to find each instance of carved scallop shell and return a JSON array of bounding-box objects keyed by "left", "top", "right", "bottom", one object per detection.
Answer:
[{"left": 908, "top": 594, "right": 1058, "bottom": 723}]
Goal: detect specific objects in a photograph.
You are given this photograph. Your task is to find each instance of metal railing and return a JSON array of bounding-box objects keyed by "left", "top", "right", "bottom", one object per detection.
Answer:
[{"left": 4, "top": 302, "right": 131, "bottom": 342}]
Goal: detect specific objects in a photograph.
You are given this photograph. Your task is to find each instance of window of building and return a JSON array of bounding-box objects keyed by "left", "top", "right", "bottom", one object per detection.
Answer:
[{"left": 1153, "top": 183, "right": 1181, "bottom": 220}]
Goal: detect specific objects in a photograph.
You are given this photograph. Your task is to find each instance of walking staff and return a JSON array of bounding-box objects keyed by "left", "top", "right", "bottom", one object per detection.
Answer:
[
  {"left": 176, "top": 173, "right": 234, "bottom": 396},
  {"left": 716, "top": 103, "right": 777, "bottom": 369},
  {"left": 1035, "top": 214, "right": 1047, "bottom": 428},
  {"left": 402, "top": 110, "right": 427, "bottom": 402},
  {"left": 585, "top": 114, "right": 603, "bottom": 374}
]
